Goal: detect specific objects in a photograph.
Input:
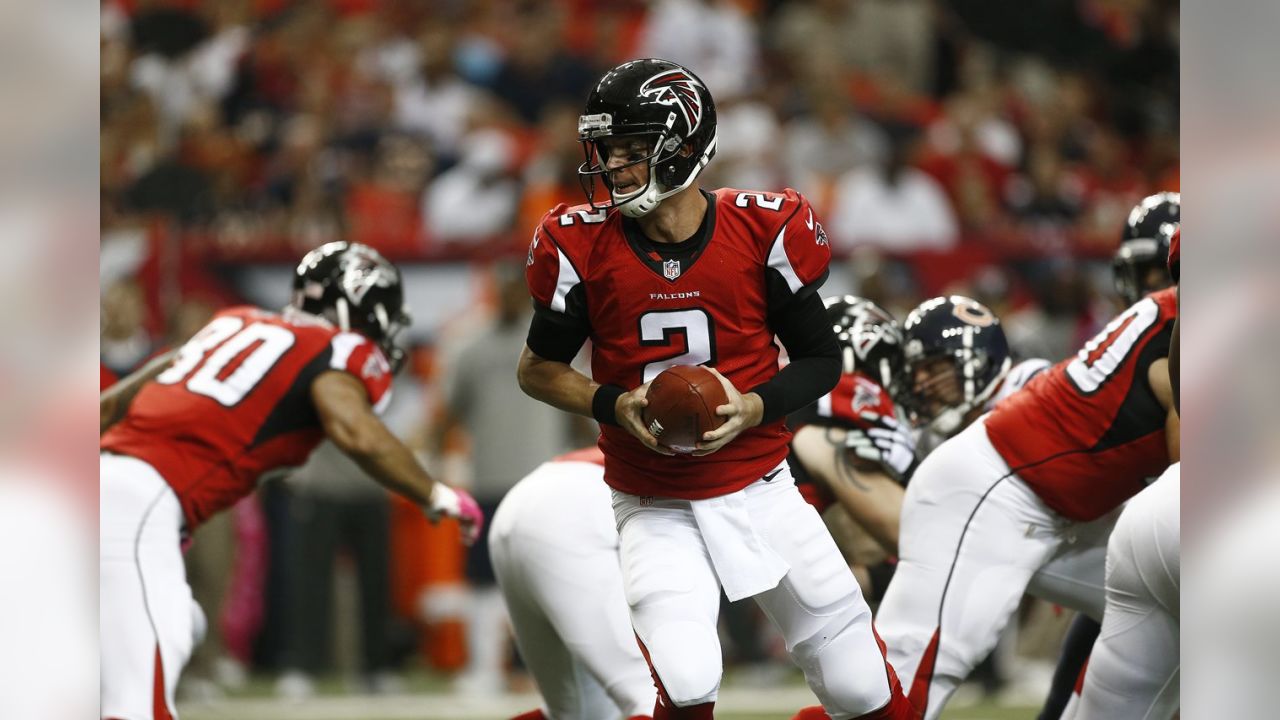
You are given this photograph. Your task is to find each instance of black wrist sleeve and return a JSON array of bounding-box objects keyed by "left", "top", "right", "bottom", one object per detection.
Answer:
[
  {"left": 749, "top": 290, "right": 841, "bottom": 424},
  {"left": 592, "top": 384, "right": 626, "bottom": 427}
]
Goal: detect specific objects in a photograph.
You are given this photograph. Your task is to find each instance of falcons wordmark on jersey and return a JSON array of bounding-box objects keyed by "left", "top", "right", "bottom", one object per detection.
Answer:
[
  {"left": 526, "top": 188, "right": 829, "bottom": 498},
  {"left": 101, "top": 306, "right": 392, "bottom": 529}
]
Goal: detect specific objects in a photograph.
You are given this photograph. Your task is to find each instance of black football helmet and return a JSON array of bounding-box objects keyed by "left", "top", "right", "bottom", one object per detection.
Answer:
[
  {"left": 1113, "top": 192, "right": 1179, "bottom": 306},
  {"left": 901, "top": 295, "right": 1011, "bottom": 437},
  {"left": 577, "top": 58, "right": 717, "bottom": 218},
  {"left": 825, "top": 295, "right": 906, "bottom": 398},
  {"left": 291, "top": 241, "right": 411, "bottom": 371}
]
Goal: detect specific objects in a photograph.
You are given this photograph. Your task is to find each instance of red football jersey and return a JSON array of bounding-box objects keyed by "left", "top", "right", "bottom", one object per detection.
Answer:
[
  {"left": 790, "top": 370, "right": 902, "bottom": 513},
  {"left": 526, "top": 188, "right": 831, "bottom": 499},
  {"left": 814, "top": 371, "right": 899, "bottom": 428},
  {"left": 101, "top": 306, "right": 393, "bottom": 529},
  {"left": 985, "top": 288, "right": 1178, "bottom": 520},
  {"left": 1168, "top": 227, "right": 1180, "bottom": 282}
]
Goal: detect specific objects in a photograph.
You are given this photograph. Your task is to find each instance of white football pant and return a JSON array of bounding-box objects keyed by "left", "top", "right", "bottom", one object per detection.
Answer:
[
  {"left": 614, "top": 464, "right": 897, "bottom": 719},
  {"left": 1076, "top": 464, "right": 1179, "bottom": 720},
  {"left": 101, "top": 453, "right": 204, "bottom": 720},
  {"left": 876, "top": 418, "right": 1116, "bottom": 720},
  {"left": 489, "top": 460, "right": 656, "bottom": 719}
]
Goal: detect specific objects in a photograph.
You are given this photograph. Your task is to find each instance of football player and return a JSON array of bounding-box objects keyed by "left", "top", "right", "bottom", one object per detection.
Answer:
[
  {"left": 1038, "top": 191, "right": 1179, "bottom": 720},
  {"left": 518, "top": 59, "right": 912, "bottom": 720},
  {"left": 100, "top": 242, "right": 483, "bottom": 720},
  {"left": 792, "top": 296, "right": 1105, "bottom": 720},
  {"left": 1074, "top": 227, "right": 1181, "bottom": 719},
  {"left": 788, "top": 296, "right": 914, "bottom": 566},
  {"left": 491, "top": 447, "right": 656, "bottom": 720},
  {"left": 873, "top": 285, "right": 1178, "bottom": 718}
]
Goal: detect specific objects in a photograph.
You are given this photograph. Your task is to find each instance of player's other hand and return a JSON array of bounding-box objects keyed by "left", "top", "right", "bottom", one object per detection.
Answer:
[
  {"left": 426, "top": 484, "right": 485, "bottom": 546},
  {"left": 694, "top": 367, "right": 763, "bottom": 456},
  {"left": 616, "top": 381, "right": 675, "bottom": 456}
]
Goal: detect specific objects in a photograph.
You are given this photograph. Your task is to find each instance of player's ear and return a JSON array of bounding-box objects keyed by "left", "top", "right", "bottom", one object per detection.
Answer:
[{"left": 679, "top": 141, "right": 694, "bottom": 158}]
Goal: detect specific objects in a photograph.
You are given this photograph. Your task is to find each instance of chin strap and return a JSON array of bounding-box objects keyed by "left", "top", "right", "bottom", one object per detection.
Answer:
[{"left": 617, "top": 133, "right": 718, "bottom": 218}]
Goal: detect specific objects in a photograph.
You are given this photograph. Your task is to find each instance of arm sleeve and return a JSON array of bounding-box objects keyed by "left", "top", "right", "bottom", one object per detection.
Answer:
[
  {"left": 749, "top": 289, "right": 841, "bottom": 424},
  {"left": 524, "top": 219, "right": 591, "bottom": 363},
  {"left": 526, "top": 301, "right": 591, "bottom": 363}
]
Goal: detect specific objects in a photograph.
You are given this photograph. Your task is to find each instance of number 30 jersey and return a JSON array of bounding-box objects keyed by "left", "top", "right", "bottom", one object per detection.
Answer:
[
  {"left": 985, "top": 287, "right": 1177, "bottom": 521},
  {"left": 526, "top": 188, "right": 831, "bottom": 499},
  {"left": 101, "top": 306, "right": 393, "bottom": 529}
]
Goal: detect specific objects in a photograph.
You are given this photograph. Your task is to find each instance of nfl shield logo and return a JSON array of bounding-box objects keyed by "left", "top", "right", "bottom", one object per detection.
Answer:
[{"left": 663, "top": 259, "right": 681, "bottom": 280}]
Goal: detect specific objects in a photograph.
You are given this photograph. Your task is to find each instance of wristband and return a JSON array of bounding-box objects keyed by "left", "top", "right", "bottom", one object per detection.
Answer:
[
  {"left": 427, "top": 483, "right": 461, "bottom": 517},
  {"left": 592, "top": 384, "right": 626, "bottom": 426}
]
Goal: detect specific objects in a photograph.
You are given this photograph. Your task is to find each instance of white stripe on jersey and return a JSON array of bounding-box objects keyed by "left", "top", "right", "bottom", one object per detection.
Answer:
[
  {"left": 766, "top": 225, "right": 804, "bottom": 294},
  {"left": 551, "top": 248, "right": 581, "bottom": 313}
]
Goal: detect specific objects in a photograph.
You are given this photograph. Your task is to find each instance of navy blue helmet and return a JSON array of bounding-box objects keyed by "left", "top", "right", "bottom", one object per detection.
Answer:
[{"left": 900, "top": 295, "right": 1011, "bottom": 436}]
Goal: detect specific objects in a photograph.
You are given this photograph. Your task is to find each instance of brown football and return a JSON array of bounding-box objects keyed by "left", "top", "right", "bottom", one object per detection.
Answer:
[{"left": 641, "top": 365, "right": 730, "bottom": 454}]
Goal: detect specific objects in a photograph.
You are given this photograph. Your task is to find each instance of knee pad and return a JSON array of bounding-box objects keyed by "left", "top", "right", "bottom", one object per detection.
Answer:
[
  {"left": 791, "top": 608, "right": 890, "bottom": 717},
  {"left": 645, "top": 621, "right": 722, "bottom": 706}
]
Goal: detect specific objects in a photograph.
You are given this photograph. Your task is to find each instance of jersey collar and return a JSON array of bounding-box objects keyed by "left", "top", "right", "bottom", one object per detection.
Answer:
[{"left": 620, "top": 189, "right": 717, "bottom": 284}]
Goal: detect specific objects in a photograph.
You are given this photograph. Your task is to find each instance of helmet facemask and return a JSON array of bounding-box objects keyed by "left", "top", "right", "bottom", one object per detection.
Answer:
[
  {"left": 1112, "top": 237, "right": 1172, "bottom": 307},
  {"left": 905, "top": 343, "right": 1011, "bottom": 437},
  {"left": 578, "top": 117, "right": 716, "bottom": 218}
]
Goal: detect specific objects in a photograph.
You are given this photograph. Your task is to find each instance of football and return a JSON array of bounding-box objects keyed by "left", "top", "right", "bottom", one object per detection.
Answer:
[{"left": 641, "top": 365, "right": 729, "bottom": 453}]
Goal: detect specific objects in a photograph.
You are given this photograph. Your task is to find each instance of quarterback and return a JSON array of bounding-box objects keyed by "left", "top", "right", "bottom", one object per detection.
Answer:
[{"left": 518, "top": 59, "right": 911, "bottom": 720}]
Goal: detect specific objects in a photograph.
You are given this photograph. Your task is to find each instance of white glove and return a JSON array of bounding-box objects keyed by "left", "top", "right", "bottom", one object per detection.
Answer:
[
  {"left": 844, "top": 412, "right": 917, "bottom": 481},
  {"left": 426, "top": 484, "right": 484, "bottom": 546}
]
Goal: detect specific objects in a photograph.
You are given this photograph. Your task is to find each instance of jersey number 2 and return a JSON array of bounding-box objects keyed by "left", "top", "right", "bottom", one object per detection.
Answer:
[
  {"left": 156, "top": 316, "right": 296, "bottom": 406},
  {"left": 1066, "top": 297, "right": 1161, "bottom": 394},
  {"left": 639, "top": 309, "right": 716, "bottom": 384}
]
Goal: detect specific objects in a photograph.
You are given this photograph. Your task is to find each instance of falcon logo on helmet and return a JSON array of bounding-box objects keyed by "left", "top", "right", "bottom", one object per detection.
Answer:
[{"left": 639, "top": 70, "right": 705, "bottom": 135}]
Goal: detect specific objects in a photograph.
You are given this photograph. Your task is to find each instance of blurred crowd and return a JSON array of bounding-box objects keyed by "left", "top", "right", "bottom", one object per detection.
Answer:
[{"left": 99, "top": 0, "right": 1179, "bottom": 701}]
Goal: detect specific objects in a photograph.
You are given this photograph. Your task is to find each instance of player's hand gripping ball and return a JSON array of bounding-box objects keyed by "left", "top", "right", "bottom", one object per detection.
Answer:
[{"left": 641, "top": 365, "right": 729, "bottom": 454}]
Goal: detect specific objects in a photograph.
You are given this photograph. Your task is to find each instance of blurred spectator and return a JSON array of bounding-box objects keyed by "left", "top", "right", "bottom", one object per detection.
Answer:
[
  {"left": 422, "top": 126, "right": 521, "bottom": 246},
  {"left": 433, "top": 261, "right": 578, "bottom": 695},
  {"left": 1076, "top": 129, "right": 1148, "bottom": 249},
  {"left": 485, "top": 3, "right": 594, "bottom": 124},
  {"left": 387, "top": 25, "right": 483, "bottom": 156},
  {"left": 772, "top": 0, "right": 933, "bottom": 95},
  {"left": 707, "top": 94, "right": 785, "bottom": 192},
  {"left": 346, "top": 134, "right": 432, "bottom": 256},
  {"left": 782, "top": 92, "right": 888, "bottom": 207},
  {"left": 829, "top": 127, "right": 958, "bottom": 252},
  {"left": 516, "top": 103, "right": 585, "bottom": 234},
  {"left": 638, "top": 0, "right": 761, "bottom": 99},
  {"left": 100, "top": 279, "right": 154, "bottom": 376},
  {"left": 127, "top": 2, "right": 250, "bottom": 141},
  {"left": 1005, "top": 143, "right": 1087, "bottom": 245}
]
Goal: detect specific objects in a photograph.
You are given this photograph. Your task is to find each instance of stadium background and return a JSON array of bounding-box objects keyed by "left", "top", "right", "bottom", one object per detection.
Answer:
[{"left": 99, "top": 0, "right": 1178, "bottom": 717}]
